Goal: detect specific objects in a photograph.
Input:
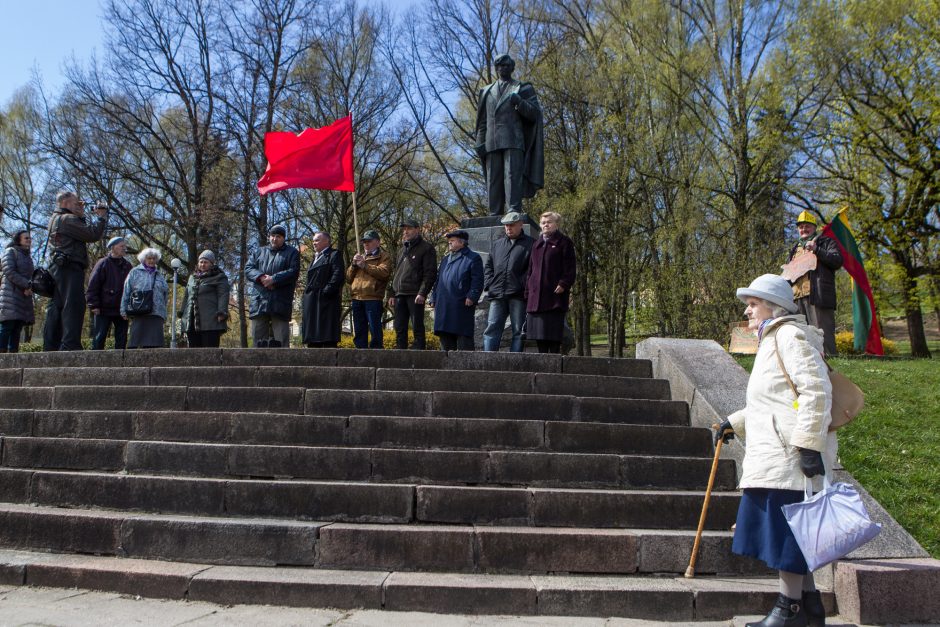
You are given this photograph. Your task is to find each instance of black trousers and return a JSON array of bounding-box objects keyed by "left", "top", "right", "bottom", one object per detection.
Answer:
[
  {"left": 393, "top": 295, "right": 426, "bottom": 349},
  {"left": 437, "top": 332, "right": 474, "bottom": 351},
  {"left": 187, "top": 330, "right": 223, "bottom": 348},
  {"left": 536, "top": 340, "right": 561, "bottom": 354},
  {"left": 92, "top": 314, "right": 129, "bottom": 350},
  {"left": 0, "top": 320, "right": 25, "bottom": 352},
  {"left": 43, "top": 261, "right": 87, "bottom": 351}
]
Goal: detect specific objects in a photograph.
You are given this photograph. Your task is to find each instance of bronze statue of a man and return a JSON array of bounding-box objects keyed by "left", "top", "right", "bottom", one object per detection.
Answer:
[{"left": 475, "top": 54, "right": 544, "bottom": 216}]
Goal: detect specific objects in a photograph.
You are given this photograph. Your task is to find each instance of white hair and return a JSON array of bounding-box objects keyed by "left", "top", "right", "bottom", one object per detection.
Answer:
[
  {"left": 137, "top": 247, "right": 161, "bottom": 264},
  {"left": 762, "top": 300, "right": 790, "bottom": 319},
  {"left": 56, "top": 190, "right": 77, "bottom": 205}
]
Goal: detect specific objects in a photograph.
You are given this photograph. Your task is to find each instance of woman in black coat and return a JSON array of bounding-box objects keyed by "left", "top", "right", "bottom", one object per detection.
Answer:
[
  {"left": 301, "top": 232, "right": 345, "bottom": 348},
  {"left": 0, "top": 230, "right": 35, "bottom": 353},
  {"left": 524, "top": 212, "right": 576, "bottom": 353}
]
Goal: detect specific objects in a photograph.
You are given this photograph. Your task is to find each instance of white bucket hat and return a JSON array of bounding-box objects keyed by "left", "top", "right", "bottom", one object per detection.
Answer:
[{"left": 736, "top": 274, "right": 798, "bottom": 314}]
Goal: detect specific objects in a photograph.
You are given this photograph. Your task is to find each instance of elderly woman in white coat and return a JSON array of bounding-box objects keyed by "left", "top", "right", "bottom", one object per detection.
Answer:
[{"left": 715, "top": 274, "right": 835, "bottom": 627}]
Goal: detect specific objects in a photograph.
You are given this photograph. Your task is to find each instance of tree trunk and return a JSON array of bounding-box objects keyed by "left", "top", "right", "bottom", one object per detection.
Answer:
[{"left": 901, "top": 274, "right": 932, "bottom": 358}]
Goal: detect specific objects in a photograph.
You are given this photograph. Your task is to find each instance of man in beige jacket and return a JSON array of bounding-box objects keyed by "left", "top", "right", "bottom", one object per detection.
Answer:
[{"left": 346, "top": 230, "right": 393, "bottom": 348}]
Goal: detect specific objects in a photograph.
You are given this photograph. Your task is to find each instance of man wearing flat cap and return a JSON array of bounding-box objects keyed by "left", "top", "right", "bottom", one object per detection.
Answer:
[
  {"left": 483, "top": 211, "right": 534, "bottom": 351},
  {"left": 429, "top": 230, "right": 484, "bottom": 351},
  {"left": 475, "top": 54, "right": 545, "bottom": 216},
  {"left": 346, "top": 230, "right": 393, "bottom": 348},
  {"left": 86, "top": 235, "right": 132, "bottom": 350},
  {"left": 245, "top": 224, "right": 300, "bottom": 347},
  {"left": 387, "top": 218, "right": 437, "bottom": 349}
]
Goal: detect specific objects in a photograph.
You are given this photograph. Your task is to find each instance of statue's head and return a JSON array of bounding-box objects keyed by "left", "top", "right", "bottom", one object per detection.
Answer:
[{"left": 494, "top": 54, "right": 515, "bottom": 79}]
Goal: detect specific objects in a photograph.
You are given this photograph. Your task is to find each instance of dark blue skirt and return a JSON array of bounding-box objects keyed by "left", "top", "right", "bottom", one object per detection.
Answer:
[{"left": 732, "top": 488, "right": 808, "bottom": 574}]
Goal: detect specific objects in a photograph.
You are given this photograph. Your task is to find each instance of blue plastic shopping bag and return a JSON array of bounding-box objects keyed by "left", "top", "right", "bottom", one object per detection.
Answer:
[{"left": 781, "top": 476, "right": 882, "bottom": 572}]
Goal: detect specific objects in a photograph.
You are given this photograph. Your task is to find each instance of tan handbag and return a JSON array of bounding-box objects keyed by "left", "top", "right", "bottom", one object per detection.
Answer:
[{"left": 774, "top": 329, "right": 864, "bottom": 431}]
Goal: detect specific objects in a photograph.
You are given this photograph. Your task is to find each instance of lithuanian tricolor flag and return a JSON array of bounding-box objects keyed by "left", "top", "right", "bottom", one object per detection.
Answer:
[{"left": 822, "top": 208, "right": 884, "bottom": 355}]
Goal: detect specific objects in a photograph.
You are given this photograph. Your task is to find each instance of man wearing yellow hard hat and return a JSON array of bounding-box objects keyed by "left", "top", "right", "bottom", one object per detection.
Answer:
[{"left": 785, "top": 211, "right": 843, "bottom": 356}]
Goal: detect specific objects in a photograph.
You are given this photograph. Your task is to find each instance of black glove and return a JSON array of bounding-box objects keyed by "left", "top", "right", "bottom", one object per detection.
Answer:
[
  {"left": 713, "top": 419, "right": 734, "bottom": 446},
  {"left": 509, "top": 92, "right": 521, "bottom": 106},
  {"left": 798, "top": 448, "right": 825, "bottom": 478}
]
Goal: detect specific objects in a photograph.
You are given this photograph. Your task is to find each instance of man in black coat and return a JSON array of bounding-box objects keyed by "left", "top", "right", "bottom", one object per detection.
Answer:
[
  {"left": 301, "top": 232, "right": 344, "bottom": 348},
  {"left": 482, "top": 211, "right": 534, "bottom": 352},
  {"left": 86, "top": 236, "right": 133, "bottom": 349},
  {"left": 43, "top": 191, "right": 109, "bottom": 351},
  {"left": 787, "top": 211, "right": 843, "bottom": 356},
  {"left": 386, "top": 218, "right": 438, "bottom": 350},
  {"left": 245, "top": 224, "right": 300, "bottom": 347}
]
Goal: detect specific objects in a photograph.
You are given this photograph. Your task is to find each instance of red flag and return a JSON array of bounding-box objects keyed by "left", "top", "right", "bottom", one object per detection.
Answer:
[{"left": 257, "top": 116, "right": 355, "bottom": 194}]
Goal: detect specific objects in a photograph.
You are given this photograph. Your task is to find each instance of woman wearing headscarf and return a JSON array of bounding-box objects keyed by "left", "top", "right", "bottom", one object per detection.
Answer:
[
  {"left": 715, "top": 274, "right": 835, "bottom": 627},
  {"left": 0, "top": 230, "right": 34, "bottom": 353},
  {"left": 180, "top": 250, "right": 230, "bottom": 348},
  {"left": 121, "top": 248, "right": 169, "bottom": 349},
  {"left": 524, "top": 211, "right": 575, "bottom": 353}
]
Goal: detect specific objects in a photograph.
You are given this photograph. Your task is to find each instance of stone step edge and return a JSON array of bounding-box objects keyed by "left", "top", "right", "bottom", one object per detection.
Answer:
[
  {"left": 0, "top": 503, "right": 760, "bottom": 575},
  {"left": 1, "top": 467, "right": 740, "bottom": 497},
  {"left": 0, "top": 548, "right": 821, "bottom": 620},
  {"left": 0, "top": 350, "right": 653, "bottom": 379}
]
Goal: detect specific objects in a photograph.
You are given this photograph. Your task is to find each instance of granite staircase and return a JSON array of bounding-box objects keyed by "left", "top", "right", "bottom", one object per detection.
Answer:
[{"left": 0, "top": 349, "right": 832, "bottom": 619}]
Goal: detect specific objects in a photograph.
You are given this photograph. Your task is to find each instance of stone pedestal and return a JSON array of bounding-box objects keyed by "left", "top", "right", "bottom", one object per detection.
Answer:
[{"left": 460, "top": 214, "right": 539, "bottom": 351}]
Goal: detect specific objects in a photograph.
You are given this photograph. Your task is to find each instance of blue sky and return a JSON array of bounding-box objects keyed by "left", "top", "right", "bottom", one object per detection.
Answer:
[{"left": 0, "top": 0, "right": 415, "bottom": 108}]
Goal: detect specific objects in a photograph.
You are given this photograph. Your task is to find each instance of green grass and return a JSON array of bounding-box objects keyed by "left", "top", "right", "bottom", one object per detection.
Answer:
[{"left": 733, "top": 354, "right": 940, "bottom": 557}]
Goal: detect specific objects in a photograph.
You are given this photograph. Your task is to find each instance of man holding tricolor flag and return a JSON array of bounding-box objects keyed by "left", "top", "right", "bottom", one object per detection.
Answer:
[
  {"left": 784, "top": 210, "right": 844, "bottom": 356},
  {"left": 782, "top": 209, "right": 884, "bottom": 356}
]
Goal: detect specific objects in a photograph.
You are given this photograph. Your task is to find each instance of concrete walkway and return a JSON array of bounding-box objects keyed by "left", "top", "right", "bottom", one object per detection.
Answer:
[{"left": 0, "top": 585, "right": 875, "bottom": 627}]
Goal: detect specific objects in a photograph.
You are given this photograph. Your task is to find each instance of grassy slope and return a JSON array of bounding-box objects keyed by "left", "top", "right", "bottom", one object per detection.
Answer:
[{"left": 733, "top": 355, "right": 940, "bottom": 558}]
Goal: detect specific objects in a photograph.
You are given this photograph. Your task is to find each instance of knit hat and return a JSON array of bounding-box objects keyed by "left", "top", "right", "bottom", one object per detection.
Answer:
[
  {"left": 198, "top": 250, "right": 216, "bottom": 264},
  {"left": 736, "top": 274, "right": 798, "bottom": 314},
  {"left": 269, "top": 224, "right": 287, "bottom": 236},
  {"left": 106, "top": 236, "right": 125, "bottom": 249}
]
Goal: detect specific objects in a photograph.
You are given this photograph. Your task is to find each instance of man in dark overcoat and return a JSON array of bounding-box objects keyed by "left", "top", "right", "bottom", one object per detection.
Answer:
[
  {"left": 245, "top": 224, "right": 300, "bottom": 347},
  {"left": 430, "top": 230, "right": 484, "bottom": 351},
  {"left": 301, "top": 231, "right": 345, "bottom": 348}
]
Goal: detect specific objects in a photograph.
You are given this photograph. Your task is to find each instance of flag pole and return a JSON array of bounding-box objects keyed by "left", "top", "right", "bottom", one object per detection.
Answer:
[
  {"left": 352, "top": 190, "right": 362, "bottom": 255},
  {"left": 348, "top": 110, "right": 362, "bottom": 255}
]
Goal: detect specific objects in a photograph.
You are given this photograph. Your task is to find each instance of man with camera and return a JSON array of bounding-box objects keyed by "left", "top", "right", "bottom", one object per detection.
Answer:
[{"left": 43, "top": 191, "right": 109, "bottom": 351}]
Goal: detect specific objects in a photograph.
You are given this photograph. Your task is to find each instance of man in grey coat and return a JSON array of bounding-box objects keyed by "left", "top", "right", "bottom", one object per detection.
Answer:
[{"left": 43, "top": 191, "right": 109, "bottom": 351}]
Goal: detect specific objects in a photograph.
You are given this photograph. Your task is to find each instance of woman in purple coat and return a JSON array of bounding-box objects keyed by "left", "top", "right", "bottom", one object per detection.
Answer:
[{"left": 524, "top": 211, "right": 576, "bottom": 353}]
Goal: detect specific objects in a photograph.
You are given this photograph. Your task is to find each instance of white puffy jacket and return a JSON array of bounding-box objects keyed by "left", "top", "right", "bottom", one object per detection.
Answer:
[{"left": 727, "top": 315, "right": 838, "bottom": 492}]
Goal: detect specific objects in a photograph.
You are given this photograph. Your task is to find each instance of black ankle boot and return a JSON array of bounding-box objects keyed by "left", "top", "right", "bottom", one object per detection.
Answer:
[
  {"left": 802, "top": 590, "right": 825, "bottom": 627},
  {"left": 745, "top": 594, "right": 807, "bottom": 627}
]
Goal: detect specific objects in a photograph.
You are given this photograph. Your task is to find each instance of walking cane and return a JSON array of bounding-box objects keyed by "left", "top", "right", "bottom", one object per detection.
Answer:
[{"left": 684, "top": 423, "right": 732, "bottom": 578}]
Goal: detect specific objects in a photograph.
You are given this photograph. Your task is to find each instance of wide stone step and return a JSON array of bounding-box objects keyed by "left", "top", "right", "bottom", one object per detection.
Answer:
[
  {"left": 1, "top": 410, "right": 714, "bottom": 456},
  {"left": 0, "top": 504, "right": 768, "bottom": 575},
  {"left": 0, "top": 549, "right": 826, "bottom": 619},
  {"left": 0, "top": 437, "right": 737, "bottom": 490},
  {"left": 0, "top": 468, "right": 739, "bottom": 529},
  {"left": 0, "top": 349, "right": 653, "bottom": 378},
  {"left": 0, "top": 387, "right": 688, "bottom": 425},
  {"left": 4, "top": 366, "right": 670, "bottom": 400}
]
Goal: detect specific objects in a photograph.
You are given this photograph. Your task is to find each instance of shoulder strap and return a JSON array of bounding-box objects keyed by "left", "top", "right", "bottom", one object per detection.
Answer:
[{"left": 773, "top": 327, "right": 799, "bottom": 401}]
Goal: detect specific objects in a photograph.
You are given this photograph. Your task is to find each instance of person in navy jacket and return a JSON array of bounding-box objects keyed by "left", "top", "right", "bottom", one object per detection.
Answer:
[{"left": 429, "top": 230, "right": 483, "bottom": 351}]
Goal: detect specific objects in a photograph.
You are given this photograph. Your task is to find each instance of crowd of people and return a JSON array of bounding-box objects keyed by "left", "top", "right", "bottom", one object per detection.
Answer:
[{"left": 0, "top": 190, "right": 579, "bottom": 353}]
